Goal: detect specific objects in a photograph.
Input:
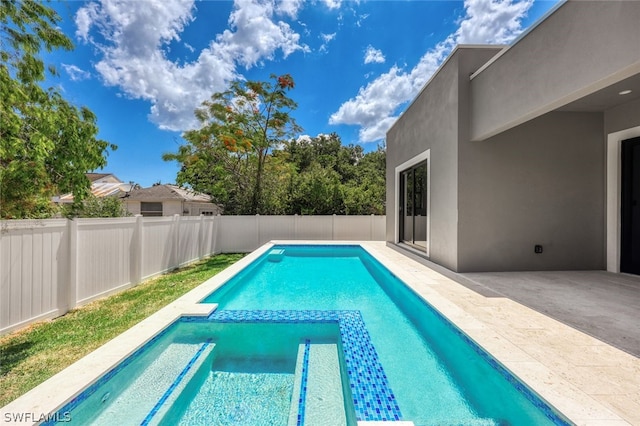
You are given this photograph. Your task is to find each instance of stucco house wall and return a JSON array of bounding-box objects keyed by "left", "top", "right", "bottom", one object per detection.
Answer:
[
  {"left": 386, "top": 52, "right": 460, "bottom": 270},
  {"left": 457, "top": 111, "right": 605, "bottom": 272},
  {"left": 386, "top": 1, "right": 640, "bottom": 273},
  {"left": 605, "top": 98, "right": 640, "bottom": 135},
  {"left": 386, "top": 47, "right": 503, "bottom": 271},
  {"left": 470, "top": 0, "right": 640, "bottom": 141},
  {"left": 126, "top": 202, "right": 141, "bottom": 215},
  {"left": 162, "top": 201, "right": 183, "bottom": 216}
]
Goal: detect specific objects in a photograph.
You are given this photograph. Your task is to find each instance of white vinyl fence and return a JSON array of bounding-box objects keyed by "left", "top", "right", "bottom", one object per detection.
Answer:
[{"left": 0, "top": 215, "right": 384, "bottom": 334}]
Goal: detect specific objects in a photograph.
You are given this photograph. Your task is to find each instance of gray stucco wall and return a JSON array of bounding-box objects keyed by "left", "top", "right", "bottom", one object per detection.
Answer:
[
  {"left": 386, "top": 47, "right": 502, "bottom": 271},
  {"left": 604, "top": 98, "right": 640, "bottom": 135},
  {"left": 457, "top": 111, "right": 605, "bottom": 272},
  {"left": 386, "top": 53, "right": 460, "bottom": 270},
  {"left": 470, "top": 1, "right": 640, "bottom": 141}
]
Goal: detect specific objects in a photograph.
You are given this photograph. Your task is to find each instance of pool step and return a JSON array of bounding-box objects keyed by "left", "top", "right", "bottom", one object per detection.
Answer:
[
  {"left": 146, "top": 341, "right": 217, "bottom": 425},
  {"left": 289, "top": 341, "right": 348, "bottom": 426},
  {"left": 75, "top": 341, "right": 216, "bottom": 426},
  {"left": 268, "top": 248, "right": 285, "bottom": 262}
]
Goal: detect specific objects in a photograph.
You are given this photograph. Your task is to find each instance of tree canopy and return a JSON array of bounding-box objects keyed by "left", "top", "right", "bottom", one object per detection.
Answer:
[
  {"left": 280, "top": 134, "right": 386, "bottom": 215},
  {"left": 166, "top": 75, "right": 386, "bottom": 216},
  {"left": 0, "top": 0, "right": 115, "bottom": 219},
  {"left": 165, "top": 74, "right": 301, "bottom": 215}
]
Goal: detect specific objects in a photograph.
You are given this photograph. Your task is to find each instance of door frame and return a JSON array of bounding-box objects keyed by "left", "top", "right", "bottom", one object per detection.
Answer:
[
  {"left": 621, "top": 136, "right": 640, "bottom": 274},
  {"left": 607, "top": 126, "right": 640, "bottom": 272},
  {"left": 395, "top": 149, "right": 430, "bottom": 256}
]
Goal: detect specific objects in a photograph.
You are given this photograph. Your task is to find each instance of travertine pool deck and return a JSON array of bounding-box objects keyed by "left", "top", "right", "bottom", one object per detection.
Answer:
[{"left": 2, "top": 241, "right": 639, "bottom": 425}]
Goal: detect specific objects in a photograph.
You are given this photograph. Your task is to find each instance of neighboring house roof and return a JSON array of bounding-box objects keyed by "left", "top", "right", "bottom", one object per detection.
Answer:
[
  {"left": 86, "top": 173, "right": 115, "bottom": 182},
  {"left": 122, "top": 184, "right": 213, "bottom": 203},
  {"left": 53, "top": 173, "right": 130, "bottom": 203}
]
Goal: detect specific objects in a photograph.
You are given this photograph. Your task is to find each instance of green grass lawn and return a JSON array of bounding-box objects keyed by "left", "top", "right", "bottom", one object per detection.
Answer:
[{"left": 0, "top": 253, "right": 243, "bottom": 407}]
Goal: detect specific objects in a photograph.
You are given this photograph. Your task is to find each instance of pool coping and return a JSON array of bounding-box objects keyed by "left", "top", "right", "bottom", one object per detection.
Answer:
[{"left": 1, "top": 241, "right": 638, "bottom": 425}]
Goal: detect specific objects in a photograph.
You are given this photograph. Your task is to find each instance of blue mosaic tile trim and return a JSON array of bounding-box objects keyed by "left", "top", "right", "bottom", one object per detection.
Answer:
[
  {"left": 43, "top": 323, "right": 179, "bottom": 426},
  {"left": 337, "top": 311, "right": 401, "bottom": 421},
  {"left": 183, "top": 310, "right": 403, "bottom": 422},
  {"left": 207, "top": 309, "right": 340, "bottom": 322},
  {"left": 297, "top": 339, "right": 311, "bottom": 426},
  {"left": 271, "top": 244, "right": 360, "bottom": 249},
  {"left": 140, "top": 339, "right": 213, "bottom": 426}
]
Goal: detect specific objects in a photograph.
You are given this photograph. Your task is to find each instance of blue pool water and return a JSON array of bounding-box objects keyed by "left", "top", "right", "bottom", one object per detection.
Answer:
[
  {"left": 158, "top": 322, "right": 343, "bottom": 425},
  {"left": 53, "top": 321, "right": 349, "bottom": 425},
  {"left": 202, "top": 245, "right": 570, "bottom": 425}
]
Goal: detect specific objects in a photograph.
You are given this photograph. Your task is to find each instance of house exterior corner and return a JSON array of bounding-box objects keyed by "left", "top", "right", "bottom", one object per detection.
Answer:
[{"left": 386, "top": 1, "right": 640, "bottom": 274}]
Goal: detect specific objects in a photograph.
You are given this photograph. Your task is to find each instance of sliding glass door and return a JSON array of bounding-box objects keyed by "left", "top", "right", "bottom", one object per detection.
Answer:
[{"left": 399, "top": 161, "right": 428, "bottom": 251}]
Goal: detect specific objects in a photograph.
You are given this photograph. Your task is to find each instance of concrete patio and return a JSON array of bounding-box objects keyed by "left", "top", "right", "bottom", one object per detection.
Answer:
[{"left": 460, "top": 270, "right": 640, "bottom": 358}]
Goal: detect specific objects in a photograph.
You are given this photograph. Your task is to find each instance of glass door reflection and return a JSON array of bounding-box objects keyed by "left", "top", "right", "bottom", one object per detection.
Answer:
[{"left": 399, "top": 161, "right": 428, "bottom": 251}]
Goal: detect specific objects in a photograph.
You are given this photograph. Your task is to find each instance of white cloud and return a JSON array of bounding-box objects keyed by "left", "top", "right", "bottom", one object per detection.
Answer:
[
  {"left": 456, "top": 0, "right": 534, "bottom": 44},
  {"left": 296, "top": 133, "right": 331, "bottom": 144},
  {"left": 298, "top": 20, "right": 311, "bottom": 36},
  {"left": 329, "top": 65, "right": 414, "bottom": 127},
  {"left": 321, "top": 33, "right": 336, "bottom": 43},
  {"left": 296, "top": 134, "right": 313, "bottom": 143},
  {"left": 319, "top": 32, "right": 336, "bottom": 53},
  {"left": 330, "top": 0, "right": 534, "bottom": 142},
  {"left": 276, "top": 0, "right": 304, "bottom": 18},
  {"left": 356, "top": 13, "right": 369, "bottom": 28},
  {"left": 322, "top": 0, "right": 342, "bottom": 10},
  {"left": 74, "top": 2, "right": 100, "bottom": 41},
  {"left": 364, "top": 45, "right": 385, "bottom": 64},
  {"left": 358, "top": 117, "right": 398, "bottom": 143},
  {"left": 62, "top": 64, "right": 91, "bottom": 81},
  {"left": 74, "top": 0, "right": 308, "bottom": 132},
  {"left": 217, "top": 0, "right": 308, "bottom": 68}
]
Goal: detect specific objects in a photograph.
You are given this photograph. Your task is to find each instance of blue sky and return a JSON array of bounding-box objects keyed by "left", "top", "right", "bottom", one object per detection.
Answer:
[{"left": 47, "top": 0, "right": 560, "bottom": 187}]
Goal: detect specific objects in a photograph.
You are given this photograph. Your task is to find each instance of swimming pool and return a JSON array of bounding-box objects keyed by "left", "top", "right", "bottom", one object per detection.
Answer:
[
  {"left": 45, "top": 244, "right": 572, "bottom": 425},
  {"left": 201, "top": 245, "right": 571, "bottom": 425}
]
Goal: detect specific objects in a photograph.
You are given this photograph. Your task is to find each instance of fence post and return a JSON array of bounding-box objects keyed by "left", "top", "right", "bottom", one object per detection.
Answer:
[
  {"left": 370, "top": 214, "right": 374, "bottom": 241},
  {"left": 132, "top": 215, "right": 143, "bottom": 284},
  {"left": 294, "top": 214, "right": 298, "bottom": 240},
  {"left": 255, "top": 214, "right": 260, "bottom": 248},
  {"left": 173, "top": 214, "right": 180, "bottom": 269},
  {"left": 332, "top": 214, "right": 336, "bottom": 240},
  {"left": 67, "top": 219, "right": 78, "bottom": 311},
  {"left": 214, "top": 214, "right": 221, "bottom": 254},
  {"left": 199, "top": 214, "right": 205, "bottom": 258}
]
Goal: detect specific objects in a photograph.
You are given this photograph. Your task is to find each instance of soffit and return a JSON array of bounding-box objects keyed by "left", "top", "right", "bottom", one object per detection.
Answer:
[{"left": 556, "top": 72, "right": 640, "bottom": 112}]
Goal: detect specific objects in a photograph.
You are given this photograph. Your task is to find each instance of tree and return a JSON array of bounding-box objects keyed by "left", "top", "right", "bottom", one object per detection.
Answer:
[
  {"left": 167, "top": 74, "right": 300, "bottom": 214},
  {"left": 342, "top": 146, "right": 386, "bottom": 214},
  {"left": 0, "top": 0, "right": 115, "bottom": 219},
  {"left": 62, "top": 194, "right": 131, "bottom": 218},
  {"left": 278, "top": 134, "right": 385, "bottom": 215},
  {"left": 291, "top": 162, "right": 343, "bottom": 214}
]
